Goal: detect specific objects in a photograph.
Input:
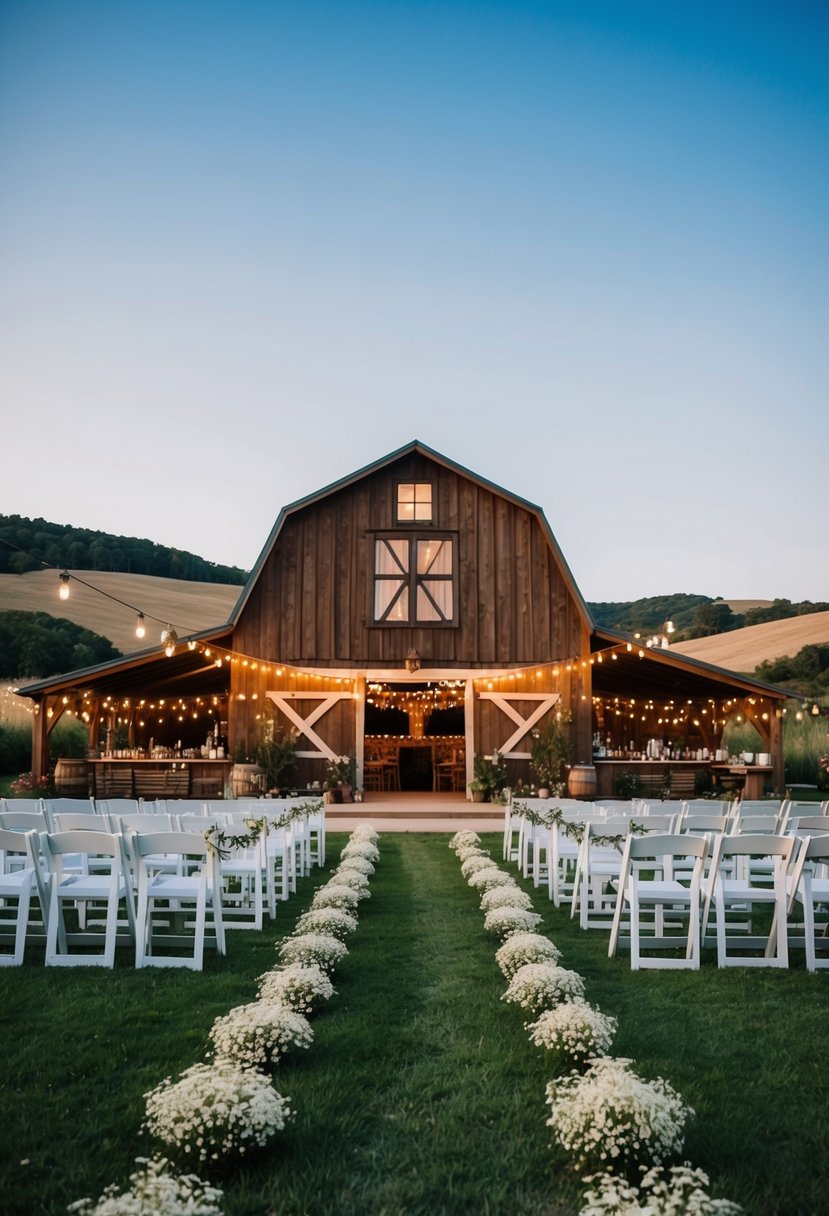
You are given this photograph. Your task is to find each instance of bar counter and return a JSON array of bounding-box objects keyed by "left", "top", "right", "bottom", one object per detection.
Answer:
[{"left": 88, "top": 758, "right": 232, "bottom": 799}]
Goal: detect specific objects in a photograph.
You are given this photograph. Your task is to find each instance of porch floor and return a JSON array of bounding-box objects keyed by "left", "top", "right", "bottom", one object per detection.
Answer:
[{"left": 323, "top": 790, "right": 504, "bottom": 833}]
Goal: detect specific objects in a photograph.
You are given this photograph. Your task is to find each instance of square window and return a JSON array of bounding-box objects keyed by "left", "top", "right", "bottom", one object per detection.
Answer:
[{"left": 397, "top": 482, "right": 432, "bottom": 523}]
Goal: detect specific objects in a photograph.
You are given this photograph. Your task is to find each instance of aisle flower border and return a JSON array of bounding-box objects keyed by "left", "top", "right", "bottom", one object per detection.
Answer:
[
  {"left": 71, "top": 821, "right": 380, "bottom": 1215},
  {"left": 447, "top": 828, "right": 740, "bottom": 1214}
]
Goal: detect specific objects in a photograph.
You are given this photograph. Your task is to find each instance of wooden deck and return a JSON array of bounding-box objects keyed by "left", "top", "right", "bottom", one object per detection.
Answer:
[{"left": 323, "top": 790, "right": 504, "bottom": 833}]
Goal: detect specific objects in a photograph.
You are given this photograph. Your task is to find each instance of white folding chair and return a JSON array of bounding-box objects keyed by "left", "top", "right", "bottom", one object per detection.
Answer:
[
  {"left": 547, "top": 809, "right": 606, "bottom": 908},
  {"left": 701, "top": 834, "right": 795, "bottom": 968},
  {"left": 571, "top": 817, "right": 634, "bottom": 930},
  {"left": 42, "top": 829, "right": 135, "bottom": 967},
  {"left": 785, "top": 834, "right": 829, "bottom": 971},
  {"left": 215, "top": 810, "right": 267, "bottom": 930},
  {"left": 503, "top": 803, "right": 521, "bottom": 863},
  {"left": 608, "top": 833, "right": 708, "bottom": 970},
  {"left": 130, "top": 831, "right": 225, "bottom": 970},
  {"left": 306, "top": 804, "right": 326, "bottom": 867},
  {"left": 0, "top": 828, "right": 37, "bottom": 965}
]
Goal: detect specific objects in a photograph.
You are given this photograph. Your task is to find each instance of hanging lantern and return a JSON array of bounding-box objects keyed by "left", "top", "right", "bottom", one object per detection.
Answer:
[
  {"left": 58, "top": 570, "right": 71, "bottom": 600},
  {"left": 161, "top": 625, "right": 178, "bottom": 657}
]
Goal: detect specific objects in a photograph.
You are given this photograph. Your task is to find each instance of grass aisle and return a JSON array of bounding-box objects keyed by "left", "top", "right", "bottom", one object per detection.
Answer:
[{"left": 237, "top": 832, "right": 569, "bottom": 1216}]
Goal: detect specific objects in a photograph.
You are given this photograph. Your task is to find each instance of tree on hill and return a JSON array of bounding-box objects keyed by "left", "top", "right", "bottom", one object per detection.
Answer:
[
  {"left": 754, "top": 644, "right": 829, "bottom": 699},
  {"left": 588, "top": 594, "right": 712, "bottom": 635},
  {"left": 0, "top": 611, "right": 122, "bottom": 678},
  {"left": 0, "top": 515, "right": 248, "bottom": 585}
]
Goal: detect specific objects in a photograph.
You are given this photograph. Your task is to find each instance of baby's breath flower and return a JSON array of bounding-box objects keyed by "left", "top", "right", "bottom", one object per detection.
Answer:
[
  {"left": 340, "top": 840, "right": 380, "bottom": 864},
  {"left": 67, "top": 1156, "right": 223, "bottom": 1216},
  {"left": 579, "top": 1163, "right": 742, "bottom": 1215},
  {"left": 495, "top": 932, "right": 562, "bottom": 977},
  {"left": 526, "top": 998, "right": 616, "bottom": 1063},
  {"left": 256, "top": 963, "right": 335, "bottom": 1013},
  {"left": 483, "top": 906, "right": 543, "bottom": 937},
  {"left": 144, "top": 1063, "right": 290, "bottom": 1165},
  {"left": 209, "top": 1001, "right": 313, "bottom": 1070},
  {"left": 277, "top": 932, "right": 348, "bottom": 971},
  {"left": 467, "top": 868, "right": 518, "bottom": 893},
  {"left": 480, "top": 885, "right": 535, "bottom": 913},
  {"left": 311, "top": 883, "right": 362, "bottom": 911},
  {"left": 502, "top": 962, "right": 585, "bottom": 1013},
  {"left": 449, "top": 830, "right": 481, "bottom": 852},
  {"left": 294, "top": 907, "right": 359, "bottom": 939},
  {"left": 546, "top": 1057, "right": 692, "bottom": 1171}
]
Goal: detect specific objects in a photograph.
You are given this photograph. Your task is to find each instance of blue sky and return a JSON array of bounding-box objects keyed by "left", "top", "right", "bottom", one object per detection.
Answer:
[{"left": 2, "top": 1, "right": 827, "bottom": 604}]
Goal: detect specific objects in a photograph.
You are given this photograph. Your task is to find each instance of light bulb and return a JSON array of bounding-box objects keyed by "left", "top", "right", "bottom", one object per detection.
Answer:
[
  {"left": 161, "top": 624, "right": 178, "bottom": 657},
  {"left": 58, "top": 571, "right": 70, "bottom": 600},
  {"left": 135, "top": 613, "right": 146, "bottom": 639}
]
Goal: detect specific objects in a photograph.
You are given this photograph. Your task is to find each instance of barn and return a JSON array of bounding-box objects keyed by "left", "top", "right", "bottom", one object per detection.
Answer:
[{"left": 18, "top": 440, "right": 789, "bottom": 800}]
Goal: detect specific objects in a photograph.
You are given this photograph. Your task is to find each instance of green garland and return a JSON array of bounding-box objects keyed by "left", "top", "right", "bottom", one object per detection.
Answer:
[{"left": 512, "top": 800, "right": 648, "bottom": 848}]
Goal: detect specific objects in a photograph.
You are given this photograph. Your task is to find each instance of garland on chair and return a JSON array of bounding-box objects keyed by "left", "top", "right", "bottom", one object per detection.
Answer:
[{"left": 513, "top": 800, "right": 649, "bottom": 847}]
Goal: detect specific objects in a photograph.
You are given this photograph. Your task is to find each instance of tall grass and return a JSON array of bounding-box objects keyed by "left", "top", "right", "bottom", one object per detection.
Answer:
[
  {"left": 0, "top": 678, "right": 88, "bottom": 779},
  {"left": 0, "top": 833, "right": 826, "bottom": 1215}
]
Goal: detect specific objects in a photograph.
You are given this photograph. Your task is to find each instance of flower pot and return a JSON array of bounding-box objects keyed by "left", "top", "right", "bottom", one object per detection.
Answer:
[
  {"left": 537, "top": 788, "right": 550, "bottom": 799},
  {"left": 471, "top": 789, "right": 485, "bottom": 803}
]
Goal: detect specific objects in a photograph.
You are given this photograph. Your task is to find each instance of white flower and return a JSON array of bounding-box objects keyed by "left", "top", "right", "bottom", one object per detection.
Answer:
[
  {"left": 256, "top": 963, "right": 335, "bottom": 1013},
  {"left": 449, "top": 830, "right": 481, "bottom": 851},
  {"left": 461, "top": 854, "right": 499, "bottom": 878},
  {"left": 67, "top": 1156, "right": 223, "bottom": 1216},
  {"left": 546, "top": 1057, "right": 692, "bottom": 1171},
  {"left": 340, "top": 840, "right": 380, "bottom": 864},
  {"left": 311, "top": 883, "right": 362, "bottom": 911},
  {"left": 144, "top": 1062, "right": 291, "bottom": 1164},
  {"left": 526, "top": 998, "right": 617, "bottom": 1062},
  {"left": 483, "top": 906, "right": 543, "bottom": 937},
  {"left": 455, "top": 843, "right": 490, "bottom": 863},
  {"left": 350, "top": 824, "right": 380, "bottom": 843},
  {"left": 328, "top": 869, "right": 372, "bottom": 897},
  {"left": 480, "top": 885, "right": 535, "bottom": 913},
  {"left": 467, "top": 868, "right": 518, "bottom": 893},
  {"left": 277, "top": 932, "right": 348, "bottom": 971},
  {"left": 334, "top": 854, "right": 374, "bottom": 876},
  {"left": 579, "top": 1164, "right": 742, "bottom": 1215},
  {"left": 495, "top": 932, "right": 562, "bottom": 977},
  {"left": 502, "top": 962, "right": 585, "bottom": 1013},
  {"left": 294, "top": 907, "right": 359, "bottom": 939},
  {"left": 209, "top": 1001, "right": 313, "bottom": 1069}
]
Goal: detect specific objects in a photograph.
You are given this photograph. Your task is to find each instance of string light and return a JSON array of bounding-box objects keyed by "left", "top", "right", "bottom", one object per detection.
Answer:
[
  {"left": 135, "top": 613, "right": 146, "bottom": 639},
  {"left": 58, "top": 571, "right": 71, "bottom": 600}
]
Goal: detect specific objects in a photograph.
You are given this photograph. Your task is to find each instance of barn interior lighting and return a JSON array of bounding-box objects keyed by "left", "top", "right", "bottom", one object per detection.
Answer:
[{"left": 58, "top": 571, "right": 71, "bottom": 600}]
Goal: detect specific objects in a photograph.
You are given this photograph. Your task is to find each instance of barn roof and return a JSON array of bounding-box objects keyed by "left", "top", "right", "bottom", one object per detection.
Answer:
[{"left": 227, "top": 438, "right": 596, "bottom": 630}]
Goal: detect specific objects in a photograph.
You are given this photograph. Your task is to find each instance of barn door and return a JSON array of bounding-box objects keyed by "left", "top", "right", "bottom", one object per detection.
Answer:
[
  {"left": 476, "top": 691, "right": 562, "bottom": 757},
  {"left": 265, "top": 690, "right": 355, "bottom": 766}
]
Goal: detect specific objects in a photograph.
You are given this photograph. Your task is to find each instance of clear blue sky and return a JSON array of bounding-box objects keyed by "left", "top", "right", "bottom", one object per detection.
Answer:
[{"left": 2, "top": 1, "right": 827, "bottom": 604}]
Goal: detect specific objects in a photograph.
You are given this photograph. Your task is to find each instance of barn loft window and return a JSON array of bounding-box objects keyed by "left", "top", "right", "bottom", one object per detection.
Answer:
[
  {"left": 396, "top": 482, "right": 433, "bottom": 522},
  {"left": 373, "top": 535, "right": 455, "bottom": 624}
]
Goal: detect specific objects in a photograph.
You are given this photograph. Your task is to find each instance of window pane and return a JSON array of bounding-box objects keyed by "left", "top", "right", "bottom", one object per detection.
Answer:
[
  {"left": 375, "top": 538, "right": 409, "bottom": 574},
  {"left": 397, "top": 501, "right": 415, "bottom": 521},
  {"left": 398, "top": 483, "right": 415, "bottom": 502},
  {"left": 397, "top": 481, "right": 432, "bottom": 522},
  {"left": 422, "top": 579, "right": 453, "bottom": 619},
  {"left": 417, "top": 538, "right": 451, "bottom": 575},
  {"left": 375, "top": 579, "right": 407, "bottom": 620},
  {"left": 416, "top": 586, "right": 441, "bottom": 621}
]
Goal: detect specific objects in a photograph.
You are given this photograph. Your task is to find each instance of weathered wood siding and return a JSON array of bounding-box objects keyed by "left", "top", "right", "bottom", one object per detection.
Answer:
[{"left": 232, "top": 452, "right": 586, "bottom": 669}]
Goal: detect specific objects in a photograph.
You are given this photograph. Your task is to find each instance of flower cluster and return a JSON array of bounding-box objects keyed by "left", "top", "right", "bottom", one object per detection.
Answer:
[
  {"left": 9, "top": 770, "right": 51, "bottom": 798},
  {"left": 294, "top": 906, "right": 359, "bottom": 939},
  {"left": 461, "top": 853, "right": 498, "bottom": 879},
  {"left": 326, "top": 753, "right": 356, "bottom": 787},
  {"left": 334, "top": 853, "right": 375, "bottom": 876},
  {"left": 546, "top": 1057, "right": 692, "bottom": 1171},
  {"left": 502, "top": 962, "right": 586, "bottom": 1013},
  {"left": 277, "top": 931, "right": 348, "bottom": 971},
  {"left": 483, "top": 905, "right": 543, "bottom": 937},
  {"left": 495, "top": 932, "right": 562, "bottom": 978},
  {"left": 311, "top": 883, "right": 362, "bottom": 912},
  {"left": 480, "top": 885, "right": 535, "bottom": 913},
  {"left": 144, "top": 1061, "right": 291, "bottom": 1165},
  {"left": 209, "top": 1001, "right": 313, "bottom": 1069},
  {"left": 257, "top": 962, "right": 335, "bottom": 1014},
  {"left": 67, "top": 1156, "right": 224, "bottom": 1216},
  {"left": 467, "top": 867, "right": 517, "bottom": 893},
  {"left": 340, "top": 839, "right": 380, "bottom": 865},
  {"left": 449, "top": 830, "right": 481, "bottom": 852},
  {"left": 527, "top": 999, "right": 617, "bottom": 1064},
  {"left": 579, "top": 1164, "right": 742, "bottom": 1216}
]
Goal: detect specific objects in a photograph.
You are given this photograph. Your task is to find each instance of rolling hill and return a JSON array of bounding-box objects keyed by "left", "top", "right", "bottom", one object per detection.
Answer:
[{"left": 670, "top": 611, "right": 829, "bottom": 674}]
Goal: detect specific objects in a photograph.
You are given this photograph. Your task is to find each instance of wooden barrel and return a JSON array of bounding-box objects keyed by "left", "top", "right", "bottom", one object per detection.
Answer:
[
  {"left": 54, "top": 757, "right": 90, "bottom": 797},
  {"left": 230, "top": 763, "right": 265, "bottom": 798},
  {"left": 567, "top": 764, "right": 597, "bottom": 799}
]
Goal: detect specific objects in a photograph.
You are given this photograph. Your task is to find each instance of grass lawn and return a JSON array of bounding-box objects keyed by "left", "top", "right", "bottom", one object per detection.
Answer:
[{"left": 0, "top": 831, "right": 826, "bottom": 1215}]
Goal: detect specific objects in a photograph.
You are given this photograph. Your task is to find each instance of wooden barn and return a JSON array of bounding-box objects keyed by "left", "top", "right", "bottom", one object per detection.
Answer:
[{"left": 18, "top": 440, "right": 790, "bottom": 800}]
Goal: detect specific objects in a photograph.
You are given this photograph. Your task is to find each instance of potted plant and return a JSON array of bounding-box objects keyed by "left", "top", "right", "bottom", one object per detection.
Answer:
[
  {"left": 530, "top": 716, "right": 572, "bottom": 797},
  {"left": 255, "top": 723, "right": 298, "bottom": 794},
  {"left": 470, "top": 752, "right": 509, "bottom": 802},
  {"left": 326, "top": 753, "right": 356, "bottom": 802}
]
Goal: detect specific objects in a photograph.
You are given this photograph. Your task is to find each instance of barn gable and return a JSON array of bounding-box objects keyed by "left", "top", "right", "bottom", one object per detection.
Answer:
[{"left": 231, "top": 439, "right": 592, "bottom": 670}]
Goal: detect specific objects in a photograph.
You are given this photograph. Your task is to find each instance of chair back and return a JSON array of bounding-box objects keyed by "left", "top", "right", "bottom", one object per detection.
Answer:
[{"left": 0, "top": 809, "right": 50, "bottom": 832}]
